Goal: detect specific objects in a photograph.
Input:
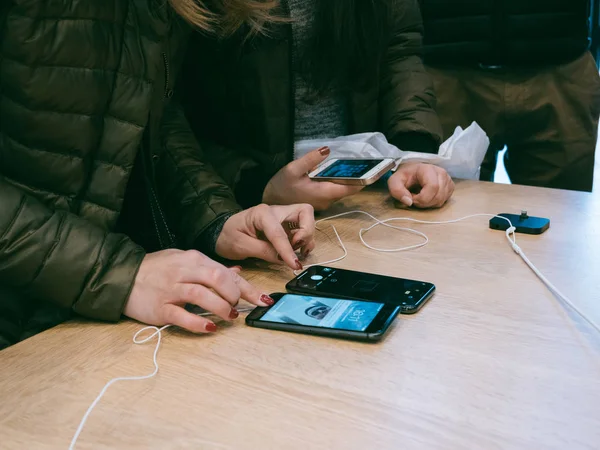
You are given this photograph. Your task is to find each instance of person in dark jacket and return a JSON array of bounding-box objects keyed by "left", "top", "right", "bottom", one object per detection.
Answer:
[
  {"left": 181, "top": 0, "right": 455, "bottom": 212},
  {"left": 420, "top": 0, "right": 600, "bottom": 191},
  {"left": 0, "top": 0, "right": 316, "bottom": 350}
]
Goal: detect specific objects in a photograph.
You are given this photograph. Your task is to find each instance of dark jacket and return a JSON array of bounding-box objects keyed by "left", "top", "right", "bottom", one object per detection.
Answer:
[
  {"left": 181, "top": 0, "right": 442, "bottom": 208},
  {"left": 0, "top": 0, "right": 240, "bottom": 345},
  {"left": 420, "top": 0, "right": 592, "bottom": 66}
]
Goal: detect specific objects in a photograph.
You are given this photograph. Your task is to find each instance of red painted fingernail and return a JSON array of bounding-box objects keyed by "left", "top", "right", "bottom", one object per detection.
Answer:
[
  {"left": 205, "top": 322, "right": 218, "bottom": 333},
  {"left": 295, "top": 259, "right": 303, "bottom": 271},
  {"left": 260, "top": 294, "right": 275, "bottom": 306},
  {"left": 229, "top": 309, "right": 239, "bottom": 320},
  {"left": 318, "top": 146, "right": 330, "bottom": 156},
  {"left": 293, "top": 240, "right": 305, "bottom": 251}
]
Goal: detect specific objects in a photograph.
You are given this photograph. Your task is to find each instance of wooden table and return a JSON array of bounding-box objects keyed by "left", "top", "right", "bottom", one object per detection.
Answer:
[{"left": 1, "top": 180, "right": 599, "bottom": 450}]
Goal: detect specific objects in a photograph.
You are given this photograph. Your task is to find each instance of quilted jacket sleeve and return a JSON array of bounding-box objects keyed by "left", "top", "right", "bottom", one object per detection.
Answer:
[
  {"left": 157, "top": 99, "right": 243, "bottom": 250},
  {"left": 155, "top": 27, "right": 243, "bottom": 250},
  {"left": 379, "top": 0, "right": 443, "bottom": 153},
  {"left": 0, "top": 178, "right": 146, "bottom": 321}
]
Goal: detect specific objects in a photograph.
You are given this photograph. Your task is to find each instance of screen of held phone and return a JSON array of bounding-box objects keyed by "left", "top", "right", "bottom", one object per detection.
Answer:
[
  {"left": 259, "top": 294, "right": 384, "bottom": 331},
  {"left": 314, "top": 159, "right": 382, "bottom": 178}
]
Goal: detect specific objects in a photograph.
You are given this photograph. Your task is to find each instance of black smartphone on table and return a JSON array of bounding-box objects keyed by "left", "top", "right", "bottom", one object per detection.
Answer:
[
  {"left": 245, "top": 293, "right": 401, "bottom": 342},
  {"left": 286, "top": 266, "right": 435, "bottom": 314}
]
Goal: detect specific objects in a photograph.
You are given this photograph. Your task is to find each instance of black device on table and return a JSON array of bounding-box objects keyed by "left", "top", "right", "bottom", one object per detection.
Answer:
[
  {"left": 286, "top": 265, "right": 435, "bottom": 314},
  {"left": 489, "top": 211, "right": 550, "bottom": 235},
  {"left": 245, "top": 293, "right": 400, "bottom": 341}
]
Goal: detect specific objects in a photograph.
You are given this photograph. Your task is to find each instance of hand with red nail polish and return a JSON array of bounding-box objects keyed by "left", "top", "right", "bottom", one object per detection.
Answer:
[
  {"left": 124, "top": 249, "right": 271, "bottom": 334},
  {"left": 215, "top": 203, "right": 316, "bottom": 271},
  {"left": 262, "top": 146, "right": 363, "bottom": 211}
]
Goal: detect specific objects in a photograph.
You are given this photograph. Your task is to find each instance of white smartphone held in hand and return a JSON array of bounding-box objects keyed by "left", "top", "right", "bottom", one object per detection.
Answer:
[{"left": 308, "top": 158, "right": 395, "bottom": 186}]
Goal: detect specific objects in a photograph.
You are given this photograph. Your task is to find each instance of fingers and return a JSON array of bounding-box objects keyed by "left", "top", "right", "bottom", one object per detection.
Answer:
[
  {"left": 234, "top": 233, "right": 281, "bottom": 264},
  {"left": 229, "top": 266, "right": 242, "bottom": 274},
  {"left": 253, "top": 207, "right": 302, "bottom": 270},
  {"left": 390, "top": 164, "right": 454, "bottom": 209},
  {"left": 288, "top": 146, "right": 331, "bottom": 177},
  {"left": 215, "top": 206, "right": 305, "bottom": 268},
  {"left": 310, "top": 182, "right": 363, "bottom": 210},
  {"left": 412, "top": 166, "right": 453, "bottom": 208},
  {"left": 299, "top": 238, "right": 316, "bottom": 259},
  {"left": 430, "top": 170, "right": 454, "bottom": 207},
  {"left": 278, "top": 203, "right": 316, "bottom": 250},
  {"left": 161, "top": 304, "right": 217, "bottom": 334},
  {"left": 412, "top": 180, "right": 439, "bottom": 208},
  {"left": 227, "top": 205, "right": 315, "bottom": 266},
  {"left": 387, "top": 170, "right": 414, "bottom": 207},
  {"left": 318, "top": 182, "right": 364, "bottom": 199},
  {"left": 231, "top": 271, "right": 275, "bottom": 307},
  {"left": 176, "top": 282, "right": 239, "bottom": 321},
  {"left": 177, "top": 253, "right": 242, "bottom": 306}
]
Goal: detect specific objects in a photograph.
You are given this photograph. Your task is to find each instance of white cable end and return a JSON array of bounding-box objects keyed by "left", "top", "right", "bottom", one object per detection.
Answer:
[{"left": 507, "top": 226, "right": 516, "bottom": 234}]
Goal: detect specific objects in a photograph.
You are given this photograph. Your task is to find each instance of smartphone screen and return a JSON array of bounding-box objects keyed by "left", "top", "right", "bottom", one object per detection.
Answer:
[
  {"left": 286, "top": 266, "right": 435, "bottom": 313},
  {"left": 313, "top": 159, "right": 383, "bottom": 179},
  {"left": 257, "top": 294, "right": 385, "bottom": 332}
]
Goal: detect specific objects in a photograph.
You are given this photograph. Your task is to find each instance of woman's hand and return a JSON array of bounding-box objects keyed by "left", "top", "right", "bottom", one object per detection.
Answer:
[
  {"left": 125, "top": 250, "right": 274, "bottom": 333},
  {"left": 262, "top": 146, "right": 363, "bottom": 211},
  {"left": 388, "top": 163, "right": 455, "bottom": 209},
  {"left": 216, "top": 203, "right": 316, "bottom": 270}
]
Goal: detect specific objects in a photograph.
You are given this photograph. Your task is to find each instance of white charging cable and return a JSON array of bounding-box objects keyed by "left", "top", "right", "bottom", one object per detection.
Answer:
[
  {"left": 68, "top": 307, "right": 255, "bottom": 450},
  {"left": 302, "top": 210, "right": 600, "bottom": 335},
  {"left": 70, "top": 210, "right": 599, "bottom": 449}
]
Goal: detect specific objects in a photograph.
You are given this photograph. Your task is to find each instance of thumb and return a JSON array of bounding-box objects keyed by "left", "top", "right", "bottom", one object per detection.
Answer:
[
  {"left": 288, "top": 146, "right": 331, "bottom": 177},
  {"left": 387, "top": 171, "right": 414, "bottom": 207}
]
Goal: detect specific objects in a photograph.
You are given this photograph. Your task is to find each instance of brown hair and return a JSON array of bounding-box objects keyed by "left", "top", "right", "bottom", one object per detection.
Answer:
[{"left": 168, "top": 0, "right": 281, "bottom": 36}]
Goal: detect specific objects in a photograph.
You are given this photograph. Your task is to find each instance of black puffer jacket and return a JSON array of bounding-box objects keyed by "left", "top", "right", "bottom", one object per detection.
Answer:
[
  {"left": 181, "top": 0, "right": 442, "bottom": 208},
  {"left": 0, "top": 0, "right": 239, "bottom": 345},
  {"left": 420, "top": 0, "right": 591, "bottom": 66}
]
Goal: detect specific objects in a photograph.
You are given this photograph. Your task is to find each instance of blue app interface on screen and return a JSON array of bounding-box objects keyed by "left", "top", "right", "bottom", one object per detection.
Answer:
[
  {"left": 260, "top": 294, "right": 384, "bottom": 332},
  {"left": 315, "top": 159, "right": 380, "bottom": 178}
]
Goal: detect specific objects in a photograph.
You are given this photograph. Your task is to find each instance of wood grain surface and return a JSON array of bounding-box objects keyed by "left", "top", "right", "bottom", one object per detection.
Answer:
[{"left": 1, "top": 180, "right": 599, "bottom": 450}]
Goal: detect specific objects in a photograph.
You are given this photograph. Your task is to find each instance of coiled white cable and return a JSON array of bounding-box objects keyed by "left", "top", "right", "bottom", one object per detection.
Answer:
[
  {"left": 70, "top": 210, "right": 599, "bottom": 449},
  {"left": 69, "top": 307, "right": 255, "bottom": 450},
  {"left": 301, "top": 210, "right": 599, "bottom": 335}
]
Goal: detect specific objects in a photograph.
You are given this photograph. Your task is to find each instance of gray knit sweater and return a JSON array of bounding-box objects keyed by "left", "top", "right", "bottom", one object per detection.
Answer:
[{"left": 288, "top": 0, "right": 348, "bottom": 151}]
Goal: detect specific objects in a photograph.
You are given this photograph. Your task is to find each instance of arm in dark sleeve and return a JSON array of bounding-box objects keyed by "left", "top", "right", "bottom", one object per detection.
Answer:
[
  {"left": 0, "top": 178, "right": 145, "bottom": 321},
  {"left": 157, "top": 100, "right": 243, "bottom": 252},
  {"left": 159, "top": 26, "right": 267, "bottom": 241},
  {"left": 379, "top": 0, "right": 443, "bottom": 154}
]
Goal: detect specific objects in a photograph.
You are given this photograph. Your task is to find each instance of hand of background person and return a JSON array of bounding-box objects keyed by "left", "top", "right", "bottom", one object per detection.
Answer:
[
  {"left": 217, "top": 203, "right": 316, "bottom": 269},
  {"left": 387, "top": 163, "right": 454, "bottom": 209},
  {"left": 125, "top": 250, "right": 274, "bottom": 333},
  {"left": 262, "top": 146, "right": 363, "bottom": 211}
]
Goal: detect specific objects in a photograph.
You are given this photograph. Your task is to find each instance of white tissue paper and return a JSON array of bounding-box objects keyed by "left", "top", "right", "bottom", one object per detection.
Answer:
[{"left": 294, "top": 121, "right": 490, "bottom": 180}]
